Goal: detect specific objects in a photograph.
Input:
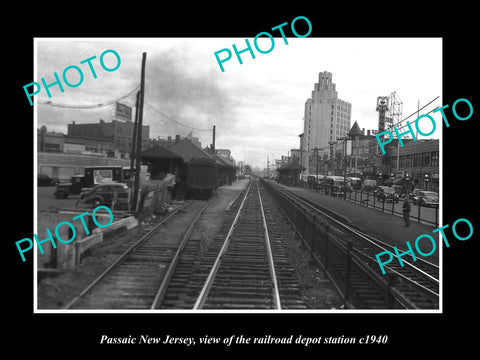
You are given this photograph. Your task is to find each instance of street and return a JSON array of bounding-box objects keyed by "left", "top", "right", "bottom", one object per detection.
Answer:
[{"left": 37, "top": 186, "right": 91, "bottom": 212}]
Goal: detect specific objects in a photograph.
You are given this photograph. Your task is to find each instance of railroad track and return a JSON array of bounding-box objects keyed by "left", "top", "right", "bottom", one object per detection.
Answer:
[
  {"left": 264, "top": 181, "right": 440, "bottom": 309},
  {"left": 64, "top": 181, "right": 307, "bottom": 310},
  {"left": 63, "top": 201, "right": 209, "bottom": 309},
  {"left": 153, "top": 180, "right": 307, "bottom": 310}
]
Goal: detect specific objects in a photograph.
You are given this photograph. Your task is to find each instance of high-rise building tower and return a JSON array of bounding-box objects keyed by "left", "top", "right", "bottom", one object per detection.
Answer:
[{"left": 302, "top": 72, "right": 352, "bottom": 158}]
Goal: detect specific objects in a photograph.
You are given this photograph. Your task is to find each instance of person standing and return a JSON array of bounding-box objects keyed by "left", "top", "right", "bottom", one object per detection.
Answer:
[{"left": 402, "top": 196, "right": 411, "bottom": 227}]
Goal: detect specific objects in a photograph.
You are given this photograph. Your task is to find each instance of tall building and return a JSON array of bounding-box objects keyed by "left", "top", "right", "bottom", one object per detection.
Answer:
[{"left": 302, "top": 71, "right": 352, "bottom": 159}]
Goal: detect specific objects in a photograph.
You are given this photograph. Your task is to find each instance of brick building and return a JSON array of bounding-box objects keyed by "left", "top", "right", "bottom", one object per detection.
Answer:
[
  {"left": 385, "top": 139, "right": 439, "bottom": 192},
  {"left": 67, "top": 119, "right": 150, "bottom": 158}
]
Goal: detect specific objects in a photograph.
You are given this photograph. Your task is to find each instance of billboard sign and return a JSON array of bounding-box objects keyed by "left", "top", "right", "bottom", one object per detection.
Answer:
[
  {"left": 94, "top": 169, "right": 113, "bottom": 184},
  {"left": 115, "top": 102, "right": 132, "bottom": 121}
]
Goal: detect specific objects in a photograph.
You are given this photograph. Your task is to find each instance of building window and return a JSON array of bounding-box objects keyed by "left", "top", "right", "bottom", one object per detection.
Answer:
[
  {"left": 431, "top": 151, "right": 439, "bottom": 167},
  {"left": 412, "top": 153, "right": 419, "bottom": 167},
  {"left": 405, "top": 154, "right": 412, "bottom": 168},
  {"left": 422, "top": 152, "right": 430, "bottom": 167}
]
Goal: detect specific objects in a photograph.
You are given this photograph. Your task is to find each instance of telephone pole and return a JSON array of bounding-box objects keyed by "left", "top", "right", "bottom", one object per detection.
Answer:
[
  {"left": 130, "top": 91, "right": 140, "bottom": 176},
  {"left": 133, "top": 52, "right": 147, "bottom": 211},
  {"left": 212, "top": 125, "right": 216, "bottom": 153}
]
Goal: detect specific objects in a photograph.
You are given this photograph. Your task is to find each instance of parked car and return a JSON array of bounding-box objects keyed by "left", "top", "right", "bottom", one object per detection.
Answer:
[
  {"left": 408, "top": 188, "right": 424, "bottom": 202},
  {"left": 376, "top": 186, "right": 399, "bottom": 203},
  {"left": 415, "top": 190, "right": 439, "bottom": 208},
  {"left": 391, "top": 184, "right": 403, "bottom": 196},
  {"left": 53, "top": 175, "right": 86, "bottom": 198},
  {"left": 362, "top": 179, "right": 377, "bottom": 193},
  {"left": 81, "top": 183, "right": 129, "bottom": 208},
  {"left": 38, "top": 174, "right": 59, "bottom": 186}
]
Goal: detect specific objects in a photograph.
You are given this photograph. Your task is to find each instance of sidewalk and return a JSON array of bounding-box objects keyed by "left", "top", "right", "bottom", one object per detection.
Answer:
[{"left": 277, "top": 184, "right": 440, "bottom": 264}]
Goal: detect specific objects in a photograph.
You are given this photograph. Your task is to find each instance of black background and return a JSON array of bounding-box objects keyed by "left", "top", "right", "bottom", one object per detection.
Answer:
[{"left": 7, "top": 4, "right": 477, "bottom": 356}]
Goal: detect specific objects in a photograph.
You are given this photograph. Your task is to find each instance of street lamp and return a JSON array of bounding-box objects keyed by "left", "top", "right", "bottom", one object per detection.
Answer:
[
  {"left": 337, "top": 136, "right": 351, "bottom": 199},
  {"left": 405, "top": 173, "right": 410, "bottom": 196}
]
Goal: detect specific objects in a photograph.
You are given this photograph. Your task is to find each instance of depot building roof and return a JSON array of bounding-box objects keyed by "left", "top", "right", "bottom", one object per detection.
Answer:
[
  {"left": 276, "top": 161, "right": 306, "bottom": 171},
  {"left": 139, "top": 146, "right": 183, "bottom": 160}
]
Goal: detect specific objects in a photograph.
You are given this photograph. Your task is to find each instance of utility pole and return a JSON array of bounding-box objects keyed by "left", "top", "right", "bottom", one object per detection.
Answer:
[
  {"left": 337, "top": 136, "right": 350, "bottom": 199},
  {"left": 130, "top": 91, "right": 140, "bottom": 178},
  {"left": 133, "top": 52, "right": 146, "bottom": 212},
  {"left": 343, "top": 137, "right": 347, "bottom": 199},
  {"left": 415, "top": 99, "right": 420, "bottom": 139},
  {"left": 212, "top": 125, "right": 216, "bottom": 153},
  {"left": 267, "top": 156, "right": 270, "bottom": 179}
]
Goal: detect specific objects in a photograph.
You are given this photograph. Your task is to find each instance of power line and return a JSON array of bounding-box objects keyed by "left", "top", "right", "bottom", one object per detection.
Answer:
[
  {"left": 37, "top": 85, "right": 140, "bottom": 109},
  {"left": 390, "top": 105, "right": 439, "bottom": 134},
  {"left": 383, "top": 96, "right": 440, "bottom": 133},
  {"left": 144, "top": 100, "right": 211, "bottom": 132}
]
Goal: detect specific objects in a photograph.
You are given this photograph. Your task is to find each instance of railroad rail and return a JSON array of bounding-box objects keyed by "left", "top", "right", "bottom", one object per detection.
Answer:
[
  {"left": 153, "top": 180, "right": 306, "bottom": 310},
  {"left": 193, "top": 180, "right": 281, "bottom": 309},
  {"left": 263, "top": 179, "right": 440, "bottom": 310},
  {"left": 63, "top": 201, "right": 209, "bottom": 309},
  {"left": 64, "top": 180, "right": 307, "bottom": 310}
]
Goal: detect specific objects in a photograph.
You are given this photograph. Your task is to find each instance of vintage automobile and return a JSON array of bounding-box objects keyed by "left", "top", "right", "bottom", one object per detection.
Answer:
[
  {"left": 391, "top": 184, "right": 403, "bottom": 196},
  {"left": 53, "top": 166, "right": 126, "bottom": 199},
  {"left": 323, "top": 176, "right": 346, "bottom": 197},
  {"left": 81, "top": 183, "right": 130, "bottom": 208},
  {"left": 362, "top": 179, "right": 377, "bottom": 193},
  {"left": 414, "top": 190, "right": 439, "bottom": 208},
  {"left": 53, "top": 175, "right": 86, "bottom": 199},
  {"left": 376, "top": 186, "right": 399, "bottom": 203},
  {"left": 38, "top": 174, "right": 59, "bottom": 186},
  {"left": 409, "top": 188, "right": 425, "bottom": 203}
]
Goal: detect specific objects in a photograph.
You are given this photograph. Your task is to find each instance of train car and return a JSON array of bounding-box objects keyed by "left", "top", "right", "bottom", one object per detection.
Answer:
[{"left": 186, "top": 156, "right": 219, "bottom": 199}]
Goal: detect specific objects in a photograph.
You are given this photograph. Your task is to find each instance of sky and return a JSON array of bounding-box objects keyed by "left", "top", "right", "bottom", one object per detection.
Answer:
[{"left": 35, "top": 37, "right": 442, "bottom": 169}]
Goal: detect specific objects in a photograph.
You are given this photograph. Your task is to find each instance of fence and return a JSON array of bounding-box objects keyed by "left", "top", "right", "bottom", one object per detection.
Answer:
[
  {"left": 136, "top": 177, "right": 175, "bottom": 221},
  {"left": 302, "top": 183, "right": 438, "bottom": 227},
  {"left": 262, "top": 180, "right": 407, "bottom": 309}
]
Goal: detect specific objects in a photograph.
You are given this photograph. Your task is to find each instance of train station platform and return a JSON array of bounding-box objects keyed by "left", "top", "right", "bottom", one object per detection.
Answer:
[
  {"left": 275, "top": 183, "right": 441, "bottom": 264},
  {"left": 218, "top": 178, "right": 250, "bottom": 191}
]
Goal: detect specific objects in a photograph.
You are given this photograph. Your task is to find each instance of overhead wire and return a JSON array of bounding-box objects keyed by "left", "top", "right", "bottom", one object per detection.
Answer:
[
  {"left": 37, "top": 84, "right": 140, "bottom": 109},
  {"left": 36, "top": 84, "right": 213, "bottom": 134},
  {"left": 143, "top": 100, "right": 212, "bottom": 132},
  {"left": 382, "top": 96, "right": 440, "bottom": 134}
]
